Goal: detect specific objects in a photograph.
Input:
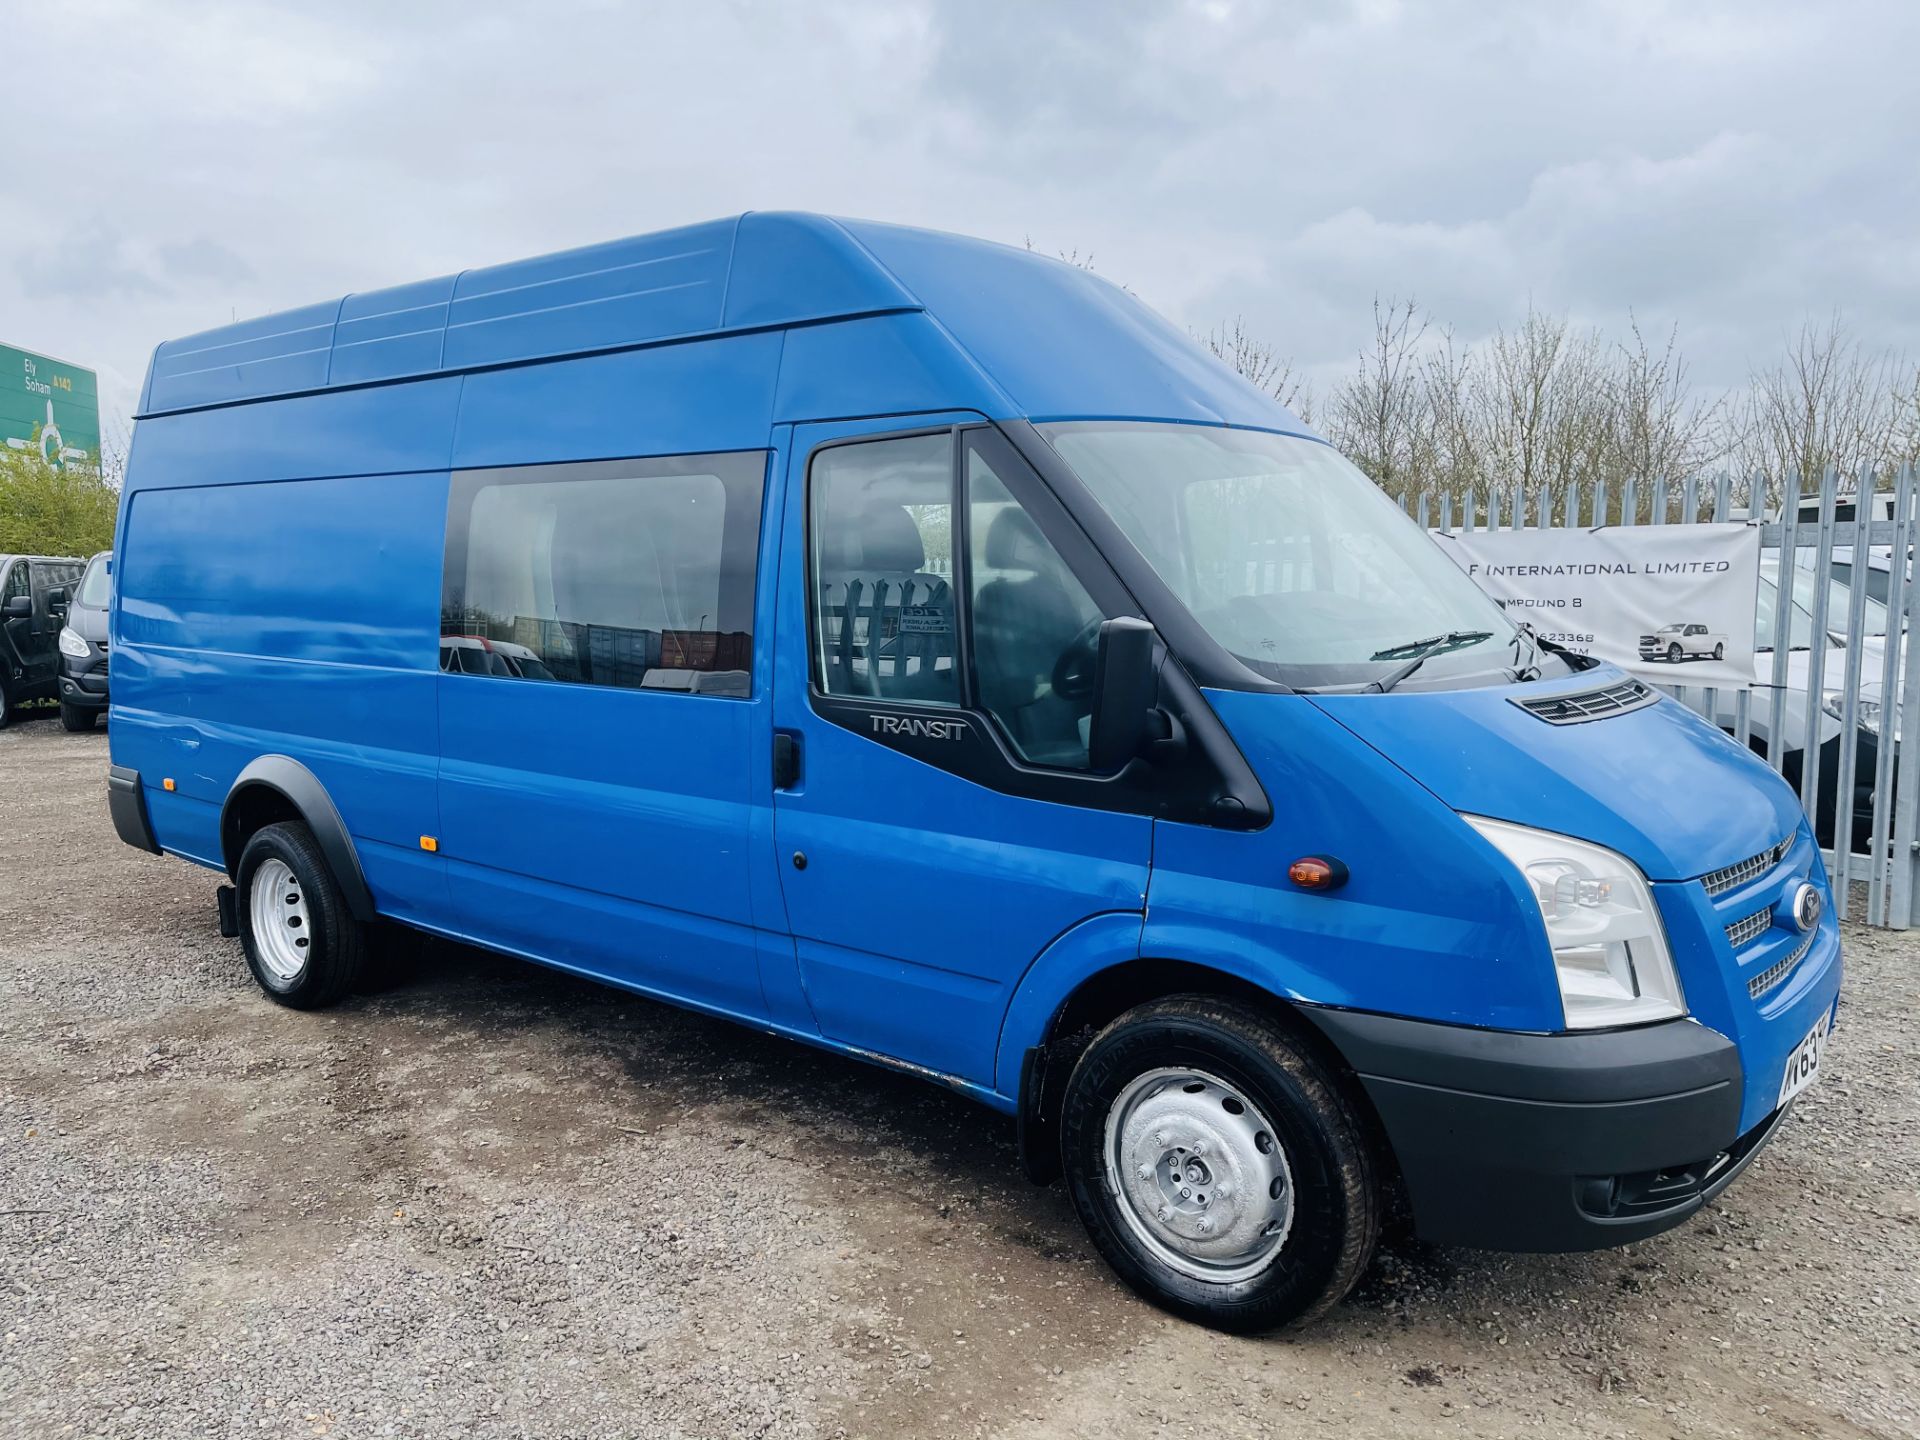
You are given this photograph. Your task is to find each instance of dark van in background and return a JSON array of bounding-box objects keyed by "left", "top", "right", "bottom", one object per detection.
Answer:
[
  {"left": 106, "top": 214, "right": 1842, "bottom": 1332},
  {"left": 57, "top": 550, "right": 112, "bottom": 730},
  {"left": 0, "top": 553, "right": 82, "bottom": 727}
]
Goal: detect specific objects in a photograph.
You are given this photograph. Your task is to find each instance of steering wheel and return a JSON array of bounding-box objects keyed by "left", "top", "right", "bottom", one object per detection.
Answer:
[{"left": 1050, "top": 617, "right": 1105, "bottom": 702}]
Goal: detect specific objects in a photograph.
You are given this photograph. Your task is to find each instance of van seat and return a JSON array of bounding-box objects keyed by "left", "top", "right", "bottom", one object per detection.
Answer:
[{"left": 817, "top": 504, "right": 956, "bottom": 703}]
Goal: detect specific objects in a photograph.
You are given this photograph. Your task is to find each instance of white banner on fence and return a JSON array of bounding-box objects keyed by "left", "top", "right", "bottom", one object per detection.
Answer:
[{"left": 1433, "top": 522, "right": 1761, "bottom": 687}]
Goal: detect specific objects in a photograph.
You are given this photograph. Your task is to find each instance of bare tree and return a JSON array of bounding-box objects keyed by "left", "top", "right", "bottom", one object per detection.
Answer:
[
  {"left": 1199, "top": 316, "right": 1311, "bottom": 415},
  {"left": 1416, "top": 327, "right": 1484, "bottom": 503},
  {"left": 1892, "top": 365, "right": 1920, "bottom": 471},
  {"left": 1732, "top": 315, "right": 1906, "bottom": 506},
  {"left": 1470, "top": 305, "right": 1616, "bottom": 503},
  {"left": 1605, "top": 315, "right": 1725, "bottom": 513},
  {"left": 1321, "top": 296, "right": 1429, "bottom": 499}
]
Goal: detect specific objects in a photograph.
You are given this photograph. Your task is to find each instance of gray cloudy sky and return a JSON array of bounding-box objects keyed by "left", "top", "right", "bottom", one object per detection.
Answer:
[{"left": 7, "top": 0, "right": 1918, "bottom": 437}]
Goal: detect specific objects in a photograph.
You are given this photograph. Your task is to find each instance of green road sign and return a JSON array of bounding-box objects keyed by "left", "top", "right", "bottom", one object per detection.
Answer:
[{"left": 0, "top": 342, "right": 100, "bottom": 470}]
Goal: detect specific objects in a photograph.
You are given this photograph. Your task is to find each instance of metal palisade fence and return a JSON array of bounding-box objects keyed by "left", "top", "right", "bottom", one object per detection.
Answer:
[{"left": 1407, "top": 464, "right": 1920, "bottom": 928}]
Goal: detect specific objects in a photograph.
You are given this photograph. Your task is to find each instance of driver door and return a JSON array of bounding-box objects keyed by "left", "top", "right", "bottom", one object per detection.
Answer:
[
  {"left": 768, "top": 418, "right": 1152, "bottom": 1087},
  {"left": 1, "top": 559, "right": 49, "bottom": 698}
]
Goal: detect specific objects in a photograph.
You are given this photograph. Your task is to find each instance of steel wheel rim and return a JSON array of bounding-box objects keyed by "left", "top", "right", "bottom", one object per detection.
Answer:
[
  {"left": 249, "top": 857, "right": 312, "bottom": 982},
  {"left": 1102, "top": 1066, "right": 1295, "bottom": 1284}
]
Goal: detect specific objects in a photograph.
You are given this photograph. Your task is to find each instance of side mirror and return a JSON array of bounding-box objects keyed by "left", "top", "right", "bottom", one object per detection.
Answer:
[
  {"left": 2, "top": 595, "right": 30, "bottom": 620},
  {"left": 1088, "top": 617, "right": 1159, "bottom": 772},
  {"left": 47, "top": 586, "right": 68, "bottom": 619}
]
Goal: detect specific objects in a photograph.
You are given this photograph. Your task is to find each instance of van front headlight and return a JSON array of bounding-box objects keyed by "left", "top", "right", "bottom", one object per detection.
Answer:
[
  {"left": 58, "top": 626, "right": 90, "bottom": 659},
  {"left": 1464, "top": 815, "right": 1685, "bottom": 1030}
]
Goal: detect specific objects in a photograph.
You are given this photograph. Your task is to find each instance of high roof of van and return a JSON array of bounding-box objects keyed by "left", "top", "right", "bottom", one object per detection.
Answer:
[{"left": 138, "top": 212, "right": 1307, "bottom": 434}]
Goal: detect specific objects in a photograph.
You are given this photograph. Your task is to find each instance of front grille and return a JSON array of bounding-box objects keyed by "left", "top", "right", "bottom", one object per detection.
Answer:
[
  {"left": 1512, "top": 679, "right": 1658, "bottom": 725},
  {"left": 1748, "top": 927, "right": 1817, "bottom": 1001},
  {"left": 1724, "top": 908, "right": 1771, "bottom": 949},
  {"left": 1702, "top": 838, "right": 1790, "bottom": 897}
]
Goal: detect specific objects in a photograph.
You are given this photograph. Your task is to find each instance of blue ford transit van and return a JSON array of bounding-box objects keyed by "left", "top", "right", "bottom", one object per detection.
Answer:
[{"left": 107, "top": 214, "right": 1841, "bottom": 1332}]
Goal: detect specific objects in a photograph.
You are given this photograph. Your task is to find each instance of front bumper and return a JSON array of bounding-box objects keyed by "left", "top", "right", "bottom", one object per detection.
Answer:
[
  {"left": 59, "top": 650, "right": 109, "bottom": 708},
  {"left": 1305, "top": 1008, "right": 1803, "bottom": 1252}
]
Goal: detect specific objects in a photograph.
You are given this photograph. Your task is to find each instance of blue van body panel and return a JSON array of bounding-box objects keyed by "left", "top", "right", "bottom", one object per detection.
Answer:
[
  {"left": 767, "top": 415, "right": 1153, "bottom": 1088},
  {"left": 450, "top": 331, "right": 784, "bottom": 469},
  {"left": 331, "top": 277, "right": 458, "bottom": 387},
  {"left": 724, "top": 212, "right": 920, "bottom": 330},
  {"left": 436, "top": 680, "right": 767, "bottom": 1017},
  {"left": 143, "top": 299, "right": 342, "bottom": 414},
  {"left": 115, "top": 212, "right": 1838, "bottom": 1254},
  {"left": 838, "top": 219, "right": 1311, "bottom": 433},
  {"left": 112, "top": 467, "right": 448, "bottom": 916},
  {"left": 772, "top": 313, "right": 1009, "bottom": 424},
  {"left": 1310, "top": 673, "right": 1805, "bottom": 880},
  {"left": 991, "top": 911, "right": 1148, "bottom": 1097},
  {"left": 443, "top": 218, "right": 737, "bottom": 372},
  {"left": 130, "top": 377, "right": 463, "bottom": 487},
  {"left": 1142, "top": 690, "right": 1565, "bottom": 1032},
  {"left": 135, "top": 212, "right": 1308, "bottom": 441}
]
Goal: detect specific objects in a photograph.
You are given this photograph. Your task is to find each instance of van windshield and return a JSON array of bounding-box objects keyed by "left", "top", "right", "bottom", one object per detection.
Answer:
[
  {"left": 1038, "top": 421, "right": 1531, "bottom": 689},
  {"left": 77, "top": 555, "right": 112, "bottom": 608}
]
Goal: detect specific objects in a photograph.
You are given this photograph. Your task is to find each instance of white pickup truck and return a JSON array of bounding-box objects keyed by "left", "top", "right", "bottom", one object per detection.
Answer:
[{"left": 1639, "top": 621, "right": 1728, "bottom": 663}]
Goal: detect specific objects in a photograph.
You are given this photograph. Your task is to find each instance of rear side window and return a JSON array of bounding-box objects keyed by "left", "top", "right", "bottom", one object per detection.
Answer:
[{"left": 442, "top": 452, "right": 767, "bottom": 697}]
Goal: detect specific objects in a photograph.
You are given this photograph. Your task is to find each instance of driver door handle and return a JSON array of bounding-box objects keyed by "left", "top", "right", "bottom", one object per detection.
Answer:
[{"left": 772, "top": 731, "right": 802, "bottom": 790}]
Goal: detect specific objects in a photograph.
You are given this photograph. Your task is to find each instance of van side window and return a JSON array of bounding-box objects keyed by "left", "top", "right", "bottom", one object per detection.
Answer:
[
  {"left": 966, "top": 442, "right": 1107, "bottom": 770},
  {"left": 810, "top": 434, "right": 960, "bottom": 707},
  {"left": 807, "top": 428, "right": 1115, "bottom": 771},
  {"left": 442, "top": 452, "right": 766, "bottom": 696}
]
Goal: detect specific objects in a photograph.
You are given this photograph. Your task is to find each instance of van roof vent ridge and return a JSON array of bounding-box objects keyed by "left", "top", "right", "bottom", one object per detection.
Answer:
[{"left": 1510, "top": 678, "right": 1657, "bottom": 725}]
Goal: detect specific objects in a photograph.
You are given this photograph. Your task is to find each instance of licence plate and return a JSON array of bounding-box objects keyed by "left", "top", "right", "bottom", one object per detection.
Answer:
[{"left": 1777, "top": 1013, "right": 1830, "bottom": 1107}]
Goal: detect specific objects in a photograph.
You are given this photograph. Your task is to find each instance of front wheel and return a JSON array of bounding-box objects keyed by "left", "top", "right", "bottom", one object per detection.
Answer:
[
  {"left": 1060, "top": 996, "right": 1379, "bottom": 1333},
  {"left": 59, "top": 700, "right": 96, "bottom": 732},
  {"left": 236, "top": 821, "right": 368, "bottom": 1009},
  {"left": 1668, "top": 643, "right": 1683, "bottom": 663}
]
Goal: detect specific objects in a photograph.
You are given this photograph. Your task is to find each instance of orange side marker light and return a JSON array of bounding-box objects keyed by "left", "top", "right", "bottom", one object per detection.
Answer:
[
  {"left": 419, "top": 835, "right": 439, "bottom": 853},
  {"left": 1288, "top": 855, "right": 1349, "bottom": 892}
]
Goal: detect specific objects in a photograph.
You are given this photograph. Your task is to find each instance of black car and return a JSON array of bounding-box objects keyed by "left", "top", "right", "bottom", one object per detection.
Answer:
[
  {"left": 0, "top": 553, "right": 83, "bottom": 727},
  {"left": 56, "top": 550, "right": 112, "bottom": 731}
]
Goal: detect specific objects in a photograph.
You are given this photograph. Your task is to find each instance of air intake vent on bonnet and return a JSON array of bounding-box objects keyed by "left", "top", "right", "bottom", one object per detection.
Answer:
[{"left": 1512, "top": 679, "right": 1657, "bottom": 725}]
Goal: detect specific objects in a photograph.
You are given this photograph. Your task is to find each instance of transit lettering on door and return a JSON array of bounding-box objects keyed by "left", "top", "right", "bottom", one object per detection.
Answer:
[{"left": 871, "top": 713, "right": 967, "bottom": 741}]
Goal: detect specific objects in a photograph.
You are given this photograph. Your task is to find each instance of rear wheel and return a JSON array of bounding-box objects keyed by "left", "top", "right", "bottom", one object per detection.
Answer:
[
  {"left": 236, "top": 821, "right": 367, "bottom": 1009},
  {"left": 59, "top": 701, "right": 96, "bottom": 732},
  {"left": 1713, "top": 642, "right": 1725, "bottom": 660},
  {"left": 1060, "top": 996, "right": 1379, "bottom": 1333}
]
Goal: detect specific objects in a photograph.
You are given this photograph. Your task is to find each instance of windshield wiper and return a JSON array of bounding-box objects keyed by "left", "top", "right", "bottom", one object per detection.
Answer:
[{"left": 1366, "top": 630, "right": 1495, "bottom": 693}]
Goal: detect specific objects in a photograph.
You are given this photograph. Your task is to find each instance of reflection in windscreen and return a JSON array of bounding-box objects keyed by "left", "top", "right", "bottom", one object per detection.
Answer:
[{"left": 1042, "top": 422, "right": 1519, "bottom": 688}]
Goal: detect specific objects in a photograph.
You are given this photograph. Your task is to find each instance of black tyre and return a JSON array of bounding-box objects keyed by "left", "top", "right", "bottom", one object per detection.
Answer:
[
  {"left": 235, "top": 821, "right": 367, "bottom": 1009},
  {"left": 1059, "top": 996, "right": 1378, "bottom": 1333},
  {"left": 1713, "top": 642, "right": 1725, "bottom": 661},
  {"left": 1667, "top": 643, "right": 1682, "bottom": 663},
  {"left": 59, "top": 701, "right": 96, "bottom": 732},
  {"left": 0, "top": 675, "right": 12, "bottom": 730}
]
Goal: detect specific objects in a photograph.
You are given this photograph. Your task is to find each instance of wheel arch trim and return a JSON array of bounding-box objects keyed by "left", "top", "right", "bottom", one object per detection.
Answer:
[
  {"left": 998, "top": 917, "right": 1337, "bottom": 1184},
  {"left": 220, "top": 756, "right": 376, "bottom": 922}
]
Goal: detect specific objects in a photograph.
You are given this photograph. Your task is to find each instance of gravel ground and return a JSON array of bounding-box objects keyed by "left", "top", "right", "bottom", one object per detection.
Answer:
[{"left": 1, "top": 714, "right": 1916, "bottom": 1440}]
